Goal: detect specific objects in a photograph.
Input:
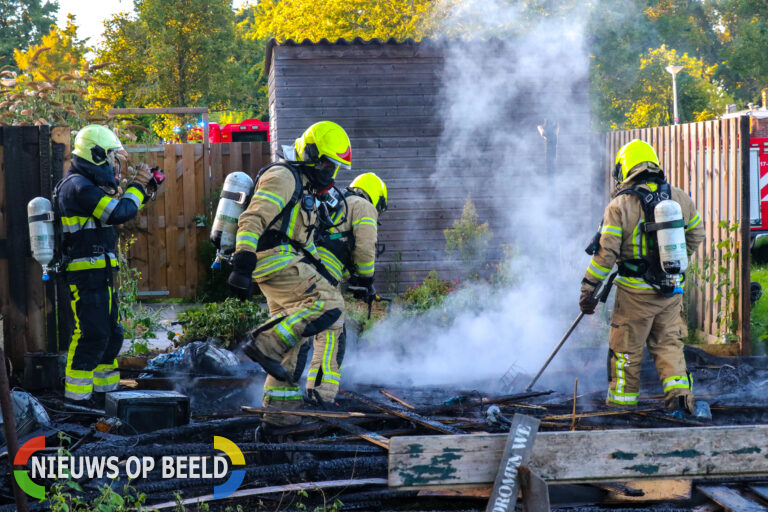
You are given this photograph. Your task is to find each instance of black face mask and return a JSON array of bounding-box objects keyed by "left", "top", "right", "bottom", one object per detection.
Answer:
[{"left": 71, "top": 155, "right": 119, "bottom": 194}]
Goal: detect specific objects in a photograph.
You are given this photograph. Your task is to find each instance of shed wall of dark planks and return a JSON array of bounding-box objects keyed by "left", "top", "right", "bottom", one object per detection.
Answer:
[{"left": 267, "top": 39, "right": 594, "bottom": 292}]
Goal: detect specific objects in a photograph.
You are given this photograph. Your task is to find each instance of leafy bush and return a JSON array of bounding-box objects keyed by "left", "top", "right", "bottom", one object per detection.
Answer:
[
  {"left": 444, "top": 196, "right": 492, "bottom": 276},
  {"left": 177, "top": 298, "right": 269, "bottom": 348},
  {"left": 401, "top": 271, "right": 456, "bottom": 312}
]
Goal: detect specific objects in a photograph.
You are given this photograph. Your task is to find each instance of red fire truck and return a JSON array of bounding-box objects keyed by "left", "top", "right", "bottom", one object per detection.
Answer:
[{"left": 187, "top": 118, "right": 270, "bottom": 143}]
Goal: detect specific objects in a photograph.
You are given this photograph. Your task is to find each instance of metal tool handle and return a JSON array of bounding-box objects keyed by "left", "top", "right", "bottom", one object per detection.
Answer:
[{"left": 524, "top": 272, "right": 618, "bottom": 392}]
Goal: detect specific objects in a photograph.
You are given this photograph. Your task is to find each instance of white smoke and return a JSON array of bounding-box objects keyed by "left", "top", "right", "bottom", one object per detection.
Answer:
[{"left": 345, "top": 0, "right": 608, "bottom": 393}]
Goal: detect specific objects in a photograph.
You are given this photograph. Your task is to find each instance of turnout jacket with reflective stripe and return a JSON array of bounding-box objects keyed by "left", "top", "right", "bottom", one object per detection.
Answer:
[
  {"left": 584, "top": 180, "right": 705, "bottom": 294},
  {"left": 317, "top": 194, "right": 378, "bottom": 282},
  {"left": 235, "top": 165, "right": 318, "bottom": 280},
  {"left": 56, "top": 170, "right": 146, "bottom": 271}
]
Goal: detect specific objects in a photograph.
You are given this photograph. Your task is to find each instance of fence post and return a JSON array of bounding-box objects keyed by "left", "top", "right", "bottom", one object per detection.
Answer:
[{"left": 739, "top": 116, "right": 751, "bottom": 355}]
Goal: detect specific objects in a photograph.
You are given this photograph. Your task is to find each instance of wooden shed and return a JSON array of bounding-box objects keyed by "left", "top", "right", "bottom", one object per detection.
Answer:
[{"left": 266, "top": 37, "right": 594, "bottom": 291}]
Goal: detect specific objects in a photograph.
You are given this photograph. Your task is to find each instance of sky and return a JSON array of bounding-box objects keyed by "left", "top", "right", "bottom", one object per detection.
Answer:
[{"left": 55, "top": 0, "right": 253, "bottom": 47}]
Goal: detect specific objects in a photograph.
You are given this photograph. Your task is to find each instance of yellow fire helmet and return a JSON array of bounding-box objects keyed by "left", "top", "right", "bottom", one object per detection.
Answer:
[
  {"left": 349, "top": 172, "right": 388, "bottom": 213},
  {"left": 73, "top": 124, "right": 124, "bottom": 166},
  {"left": 614, "top": 139, "right": 661, "bottom": 185},
  {"left": 294, "top": 121, "right": 352, "bottom": 182}
]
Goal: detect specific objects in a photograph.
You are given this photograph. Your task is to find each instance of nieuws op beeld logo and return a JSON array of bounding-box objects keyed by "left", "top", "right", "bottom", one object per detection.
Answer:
[{"left": 14, "top": 435, "right": 245, "bottom": 500}]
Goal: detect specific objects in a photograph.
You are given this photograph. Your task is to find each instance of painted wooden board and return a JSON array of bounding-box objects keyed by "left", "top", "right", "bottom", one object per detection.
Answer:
[
  {"left": 389, "top": 425, "right": 768, "bottom": 488},
  {"left": 485, "top": 414, "right": 539, "bottom": 512},
  {"left": 697, "top": 485, "right": 768, "bottom": 512}
]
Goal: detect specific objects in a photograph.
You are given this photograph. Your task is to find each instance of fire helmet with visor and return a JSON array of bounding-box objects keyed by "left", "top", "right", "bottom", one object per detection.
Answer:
[
  {"left": 349, "top": 172, "right": 388, "bottom": 213},
  {"left": 294, "top": 121, "right": 351, "bottom": 189},
  {"left": 72, "top": 125, "right": 126, "bottom": 191},
  {"left": 614, "top": 139, "right": 661, "bottom": 186}
]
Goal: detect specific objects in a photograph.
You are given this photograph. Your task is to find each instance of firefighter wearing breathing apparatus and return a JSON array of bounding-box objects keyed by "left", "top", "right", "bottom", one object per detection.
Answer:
[
  {"left": 580, "top": 139, "right": 705, "bottom": 414},
  {"left": 308, "top": 172, "right": 388, "bottom": 404},
  {"left": 55, "top": 125, "right": 154, "bottom": 404},
  {"left": 227, "top": 121, "right": 350, "bottom": 428}
]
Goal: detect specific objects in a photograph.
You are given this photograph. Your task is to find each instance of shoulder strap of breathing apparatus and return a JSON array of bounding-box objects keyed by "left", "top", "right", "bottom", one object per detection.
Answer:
[{"left": 253, "top": 161, "right": 339, "bottom": 287}]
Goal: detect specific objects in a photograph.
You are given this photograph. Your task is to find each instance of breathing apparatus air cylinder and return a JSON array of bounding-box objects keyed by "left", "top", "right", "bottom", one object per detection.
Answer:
[
  {"left": 654, "top": 199, "right": 688, "bottom": 274},
  {"left": 27, "top": 197, "right": 56, "bottom": 281},
  {"left": 210, "top": 172, "right": 254, "bottom": 269}
]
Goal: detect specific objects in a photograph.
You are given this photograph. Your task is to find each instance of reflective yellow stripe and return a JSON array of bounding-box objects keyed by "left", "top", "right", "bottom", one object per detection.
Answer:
[
  {"left": 686, "top": 212, "right": 701, "bottom": 231},
  {"left": 318, "top": 247, "right": 344, "bottom": 281},
  {"left": 357, "top": 260, "right": 375, "bottom": 275},
  {"left": 65, "top": 284, "right": 93, "bottom": 400},
  {"left": 615, "top": 276, "right": 654, "bottom": 290},
  {"left": 123, "top": 186, "right": 145, "bottom": 210},
  {"left": 286, "top": 204, "right": 300, "bottom": 238},
  {"left": 93, "top": 196, "right": 118, "bottom": 223},
  {"left": 236, "top": 232, "right": 259, "bottom": 250},
  {"left": 353, "top": 217, "right": 377, "bottom": 228},
  {"left": 66, "top": 257, "right": 119, "bottom": 271},
  {"left": 93, "top": 373, "right": 120, "bottom": 386},
  {"left": 601, "top": 225, "right": 622, "bottom": 237},
  {"left": 587, "top": 258, "right": 610, "bottom": 281},
  {"left": 254, "top": 190, "right": 285, "bottom": 209}
]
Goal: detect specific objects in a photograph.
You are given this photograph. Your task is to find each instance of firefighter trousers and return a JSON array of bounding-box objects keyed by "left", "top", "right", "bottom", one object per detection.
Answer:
[
  {"left": 307, "top": 325, "right": 346, "bottom": 404},
  {"left": 607, "top": 287, "right": 693, "bottom": 410},
  {"left": 65, "top": 271, "right": 122, "bottom": 401},
  {"left": 251, "top": 260, "right": 344, "bottom": 426}
]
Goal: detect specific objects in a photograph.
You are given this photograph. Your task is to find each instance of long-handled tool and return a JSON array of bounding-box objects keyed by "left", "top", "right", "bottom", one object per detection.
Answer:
[{"left": 524, "top": 272, "right": 618, "bottom": 392}]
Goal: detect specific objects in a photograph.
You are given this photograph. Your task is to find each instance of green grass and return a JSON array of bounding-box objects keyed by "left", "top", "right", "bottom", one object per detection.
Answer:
[{"left": 751, "top": 264, "right": 768, "bottom": 354}]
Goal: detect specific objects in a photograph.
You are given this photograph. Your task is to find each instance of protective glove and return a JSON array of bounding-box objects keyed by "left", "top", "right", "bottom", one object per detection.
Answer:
[
  {"left": 133, "top": 164, "right": 153, "bottom": 189},
  {"left": 349, "top": 275, "right": 375, "bottom": 301},
  {"left": 579, "top": 278, "right": 600, "bottom": 315},
  {"left": 228, "top": 251, "right": 257, "bottom": 299}
]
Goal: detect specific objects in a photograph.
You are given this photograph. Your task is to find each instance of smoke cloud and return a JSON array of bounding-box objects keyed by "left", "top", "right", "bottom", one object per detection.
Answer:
[{"left": 344, "top": 0, "right": 609, "bottom": 394}]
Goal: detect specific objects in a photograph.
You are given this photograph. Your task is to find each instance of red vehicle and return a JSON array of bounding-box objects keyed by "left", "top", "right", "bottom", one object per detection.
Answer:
[{"left": 187, "top": 118, "right": 270, "bottom": 143}]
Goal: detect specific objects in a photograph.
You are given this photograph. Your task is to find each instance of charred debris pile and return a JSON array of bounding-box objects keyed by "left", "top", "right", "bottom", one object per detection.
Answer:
[{"left": 1, "top": 346, "right": 768, "bottom": 510}]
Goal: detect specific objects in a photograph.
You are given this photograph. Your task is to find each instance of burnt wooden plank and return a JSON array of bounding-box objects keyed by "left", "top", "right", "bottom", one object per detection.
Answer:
[
  {"left": 389, "top": 424, "right": 768, "bottom": 488},
  {"left": 698, "top": 485, "right": 768, "bottom": 512},
  {"left": 342, "top": 390, "right": 463, "bottom": 435},
  {"left": 485, "top": 414, "right": 539, "bottom": 512}
]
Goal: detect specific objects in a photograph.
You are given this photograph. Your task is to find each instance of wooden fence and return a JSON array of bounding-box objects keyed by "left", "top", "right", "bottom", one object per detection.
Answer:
[
  {"left": 605, "top": 117, "right": 751, "bottom": 354},
  {"left": 0, "top": 126, "right": 71, "bottom": 368},
  {"left": 125, "top": 142, "right": 271, "bottom": 298}
]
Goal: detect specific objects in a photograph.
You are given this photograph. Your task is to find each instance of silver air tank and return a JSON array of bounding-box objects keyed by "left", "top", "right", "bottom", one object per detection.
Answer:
[
  {"left": 27, "top": 197, "right": 55, "bottom": 281},
  {"left": 654, "top": 199, "right": 688, "bottom": 275},
  {"left": 210, "top": 171, "right": 254, "bottom": 269}
]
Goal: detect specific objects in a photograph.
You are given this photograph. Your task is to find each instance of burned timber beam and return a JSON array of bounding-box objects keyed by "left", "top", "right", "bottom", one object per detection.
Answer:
[{"left": 389, "top": 425, "right": 768, "bottom": 489}]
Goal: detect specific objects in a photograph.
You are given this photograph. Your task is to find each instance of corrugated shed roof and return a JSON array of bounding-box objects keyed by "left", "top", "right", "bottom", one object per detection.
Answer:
[{"left": 265, "top": 37, "right": 441, "bottom": 75}]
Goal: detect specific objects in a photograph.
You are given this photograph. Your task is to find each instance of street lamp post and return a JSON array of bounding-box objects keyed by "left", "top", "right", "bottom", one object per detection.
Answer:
[{"left": 665, "top": 65, "right": 684, "bottom": 125}]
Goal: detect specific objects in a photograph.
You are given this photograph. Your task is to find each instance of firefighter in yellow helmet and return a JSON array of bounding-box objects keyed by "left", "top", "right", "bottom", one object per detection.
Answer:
[
  {"left": 307, "top": 172, "right": 388, "bottom": 404},
  {"left": 580, "top": 139, "right": 705, "bottom": 414},
  {"left": 56, "top": 125, "right": 155, "bottom": 404},
  {"left": 228, "top": 121, "right": 351, "bottom": 430}
]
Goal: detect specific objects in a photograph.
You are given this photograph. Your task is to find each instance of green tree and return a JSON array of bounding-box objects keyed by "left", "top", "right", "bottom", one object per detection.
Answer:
[
  {"left": 589, "top": 0, "right": 727, "bottom": 130},
  {"left": 0, "top": 20, "right": 108, "bottom": 128},
  {"left": 94, "top": 0, "right": 252, "bottom": 140},
  {"left": 609, "top": 45, "right": 732, "bottom": 129},
  {"left": 14, "top": 15, "right": 87, "bottom": 80},
  {"left": 247, "top": 0, "right": 446, "bottom": 41},
  {"left": 709, "top": 0, "right": 768, "bottom": 105},
  {"left": 0, "top": 0, "right": 58, "bottom": 70}
]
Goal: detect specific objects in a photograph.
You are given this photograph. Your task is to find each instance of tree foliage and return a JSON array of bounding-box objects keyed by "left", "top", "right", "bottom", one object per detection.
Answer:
[
  {"left": 0, "top": 19, "right": 108, "bottom": 128},
  {"left": 94, "top": 0, "right": 253, "bottom": 140},
  {"left": 247, "top": 0, "right": 446, "bottom": 41},
  {"left": 0, "top": 0, "right": 58, "bottom": 70}
]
